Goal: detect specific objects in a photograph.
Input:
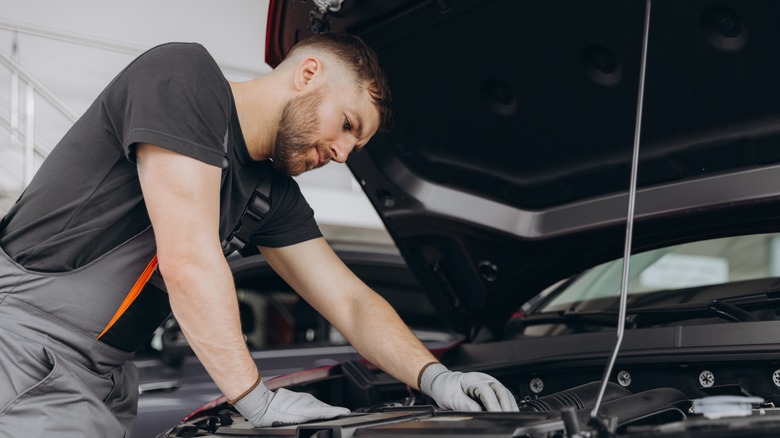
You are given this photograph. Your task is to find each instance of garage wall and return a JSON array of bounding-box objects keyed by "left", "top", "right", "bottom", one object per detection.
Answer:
[{"left": 0, "top": 0, "right": 389, "bottom": 244}]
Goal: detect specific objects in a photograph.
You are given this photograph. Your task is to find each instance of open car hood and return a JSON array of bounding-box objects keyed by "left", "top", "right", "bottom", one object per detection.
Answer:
[{"left": 266, "top": 0, "right": 780, "bottom": 337}]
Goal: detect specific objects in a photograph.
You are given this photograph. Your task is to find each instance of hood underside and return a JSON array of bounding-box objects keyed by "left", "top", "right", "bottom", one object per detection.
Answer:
[{"left": 267, "top": 0, "right": 780, "bottom": 336}]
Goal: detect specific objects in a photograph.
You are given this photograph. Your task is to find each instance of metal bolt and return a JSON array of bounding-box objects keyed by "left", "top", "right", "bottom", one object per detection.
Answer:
[
  {"left": 529, "top": 377, "right": 544, "bottom": 394},
  {"left": 773, "top": 370, "right": 780, "bottom": 388},
  {"left": 699, "top": 370, "right": 715, "bottom": 388},
  {"left": 617, "top": 370, "right": 632, "bottom": 387},
  {"left": 478, "top": 260, "right": 499, "bottom": 282}
]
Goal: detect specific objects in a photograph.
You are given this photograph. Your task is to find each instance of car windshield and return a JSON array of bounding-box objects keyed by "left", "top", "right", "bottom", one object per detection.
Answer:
[{"left": 537, "top": 232, "right": 780, "bottom": 314}]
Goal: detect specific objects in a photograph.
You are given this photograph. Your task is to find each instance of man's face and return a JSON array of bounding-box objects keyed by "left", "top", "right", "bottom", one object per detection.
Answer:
[
  {"left": 273, "top": 88, "right": 326, "bottom": 176},
  {"left": 273, "top": 82, "right": 381, "bottom": 177}
]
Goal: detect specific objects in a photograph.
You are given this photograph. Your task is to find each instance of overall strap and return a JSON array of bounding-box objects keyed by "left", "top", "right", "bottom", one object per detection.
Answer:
[{"left": 221, "top": 175, "right": 272, "bottom": 256}]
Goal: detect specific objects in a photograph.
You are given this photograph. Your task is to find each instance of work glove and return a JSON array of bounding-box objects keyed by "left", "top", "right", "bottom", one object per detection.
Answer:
[
  {"left": 232, "top": 381, "right": 351, "bottom": 427},
  {"left": 419, "top": 363, "right": 519, "bottom": 412}
]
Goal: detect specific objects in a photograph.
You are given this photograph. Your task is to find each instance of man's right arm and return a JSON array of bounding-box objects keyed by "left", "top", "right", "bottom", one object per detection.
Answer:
[
  {"left": 135, "top": 143, "right": 259, "bottom": 400},
  {"left": 136, "top": 143, "right": 350, "bottom": 425}
]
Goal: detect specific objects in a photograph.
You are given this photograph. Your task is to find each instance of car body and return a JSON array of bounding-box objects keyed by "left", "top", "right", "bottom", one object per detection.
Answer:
[{"left": 161, "top": 0, "right": 780, "bottom": 436}]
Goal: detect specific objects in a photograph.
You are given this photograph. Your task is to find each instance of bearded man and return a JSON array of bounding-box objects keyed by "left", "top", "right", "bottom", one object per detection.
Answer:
[{"left": 0, "top": 33, "right": 517, "bottom": 436}]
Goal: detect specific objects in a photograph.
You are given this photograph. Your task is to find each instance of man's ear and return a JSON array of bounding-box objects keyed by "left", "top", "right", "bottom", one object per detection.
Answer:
[{"left": 294, "top": 57, "right": 321, "bottom": 91}]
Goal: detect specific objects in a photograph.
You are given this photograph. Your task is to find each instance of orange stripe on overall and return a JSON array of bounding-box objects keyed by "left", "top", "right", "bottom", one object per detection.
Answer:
[{"left": 98, "top": 255, "right": 159, "bottom": 339}]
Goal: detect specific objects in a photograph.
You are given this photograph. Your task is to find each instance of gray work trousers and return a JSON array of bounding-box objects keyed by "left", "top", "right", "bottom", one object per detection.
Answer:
[{"left": 0, "top": 229, "right": 159, "bottom": 437}]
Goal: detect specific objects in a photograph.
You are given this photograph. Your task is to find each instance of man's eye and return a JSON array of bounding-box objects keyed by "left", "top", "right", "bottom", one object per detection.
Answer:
[{"left": 343, "top": 118, "right": 352, "bottom": 131}]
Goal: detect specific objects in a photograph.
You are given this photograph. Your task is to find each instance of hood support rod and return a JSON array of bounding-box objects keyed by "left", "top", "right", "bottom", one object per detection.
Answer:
[{"left": 590, "top": 0, "right": 652, "bottom": 421}]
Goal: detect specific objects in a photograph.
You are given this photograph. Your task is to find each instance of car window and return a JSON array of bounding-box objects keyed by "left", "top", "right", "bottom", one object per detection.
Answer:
[
  {"left": 538, "top": 232, "right": 780, "bottom": 312},
  {"left": 511, "top": 232, "right": 780, "bottom": 338}
]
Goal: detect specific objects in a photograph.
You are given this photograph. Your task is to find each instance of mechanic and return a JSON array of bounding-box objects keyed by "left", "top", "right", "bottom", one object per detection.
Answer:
[{"left": 0, "top": 32, "right": 518, "bottom": 435}]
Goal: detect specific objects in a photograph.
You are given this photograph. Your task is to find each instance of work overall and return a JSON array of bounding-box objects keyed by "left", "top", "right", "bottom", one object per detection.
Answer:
[
  {"left": 0, "top": 171, "right": 270, "bottom": 436},
  {"left": 0, "top": 226, "right": 167, "bottom": 437}
]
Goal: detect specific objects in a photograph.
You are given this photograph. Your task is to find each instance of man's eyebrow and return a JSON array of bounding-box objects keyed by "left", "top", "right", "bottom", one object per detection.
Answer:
[{"left": 352, "top": 112, "right": 364, "bottom": 140}]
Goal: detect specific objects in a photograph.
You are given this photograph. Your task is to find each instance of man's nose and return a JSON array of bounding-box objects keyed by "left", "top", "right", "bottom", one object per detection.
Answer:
[{"left": 329, "top": 140, "right": 354, "bottom": 164}]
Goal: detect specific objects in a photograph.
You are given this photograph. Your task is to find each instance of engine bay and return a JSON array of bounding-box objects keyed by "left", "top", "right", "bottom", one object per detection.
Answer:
[{"left": 163, "top": 351, "right": 780, "bottom": 438}]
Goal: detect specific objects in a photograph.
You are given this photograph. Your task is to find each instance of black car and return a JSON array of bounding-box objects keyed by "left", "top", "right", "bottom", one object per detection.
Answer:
[{"left": 161, "top": 0, "right": 780, "bottom": 436}]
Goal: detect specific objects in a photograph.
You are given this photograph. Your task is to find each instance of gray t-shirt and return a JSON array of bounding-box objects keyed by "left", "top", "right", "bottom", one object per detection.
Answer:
[{"left": 0, "top": 42, "right": 322, "bottom": 272}]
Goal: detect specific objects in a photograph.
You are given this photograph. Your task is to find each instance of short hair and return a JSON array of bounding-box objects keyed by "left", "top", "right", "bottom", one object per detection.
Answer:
[{"left": 286, "top": 32, "right": 393, "bottom": 131}]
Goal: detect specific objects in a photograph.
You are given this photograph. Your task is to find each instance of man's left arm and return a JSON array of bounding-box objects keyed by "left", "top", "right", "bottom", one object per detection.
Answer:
[{"left": 260, "top": 237, "right": 518, "bottom": 412}]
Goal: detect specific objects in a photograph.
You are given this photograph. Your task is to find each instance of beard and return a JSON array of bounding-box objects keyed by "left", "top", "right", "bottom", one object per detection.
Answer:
[{"left": 273, "top": 88, "right": 327, "bottom": 176}]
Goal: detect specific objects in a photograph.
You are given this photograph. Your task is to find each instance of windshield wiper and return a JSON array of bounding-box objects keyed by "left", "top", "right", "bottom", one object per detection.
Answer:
[
  {"left": 629, "top": 299, "right": 763, "bottom": 326},
  {"left": 520, "top": 311, "right": 621, "bottom": 330},
  {"left": 521, "top": 296, "right": 780, "bottom": 331}
]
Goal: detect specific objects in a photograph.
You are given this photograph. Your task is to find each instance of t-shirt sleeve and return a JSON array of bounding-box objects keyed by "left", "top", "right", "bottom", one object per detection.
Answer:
[
  {"left": 251, "top": 173, "right": 322, "bottom": 248},
  {"left": 101, "top": 43, "right": 230, "bottom": 168}
]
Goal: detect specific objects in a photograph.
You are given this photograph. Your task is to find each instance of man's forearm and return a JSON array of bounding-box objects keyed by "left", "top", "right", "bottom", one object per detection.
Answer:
[
  {"left": 259, "top": 240, "right": 438, "bottom": 390},
  {"left": 340, "top": 289, "right": 438, "bottom": 389},
  {"left": 161, "top": 254, "right": 259, "bottom": 400}
]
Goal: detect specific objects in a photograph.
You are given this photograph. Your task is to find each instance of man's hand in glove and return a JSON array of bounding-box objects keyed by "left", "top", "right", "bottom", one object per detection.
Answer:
[
  {"left": 419, "top": 363, "right": 519, "bottom": 412},
  {"left": 231, "top": 380, "right": 351, "bottom": 427}
]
